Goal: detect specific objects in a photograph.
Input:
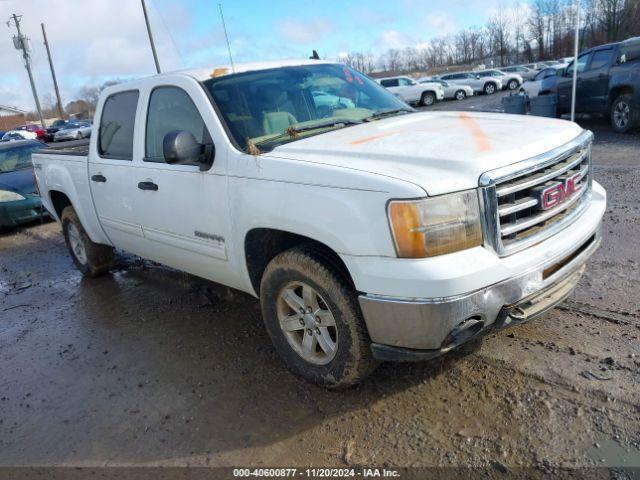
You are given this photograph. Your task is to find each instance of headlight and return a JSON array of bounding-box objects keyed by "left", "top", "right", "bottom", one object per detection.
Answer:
[
  {"left": 388, "top": 190, "right": 483, "bottom": 258},
  {"left": 0, "top": 190, "right": 26, "bottom": 202}
]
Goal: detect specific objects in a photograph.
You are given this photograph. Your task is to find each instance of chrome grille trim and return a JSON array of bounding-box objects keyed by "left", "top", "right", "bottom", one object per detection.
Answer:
[{"left": 479, "top": 130, "right": 594, "bottom": 257}]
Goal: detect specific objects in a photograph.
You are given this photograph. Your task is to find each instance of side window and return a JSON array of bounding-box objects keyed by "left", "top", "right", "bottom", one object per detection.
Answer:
[
  {"left": 380, "top": 79, "right": 398, "bottom": 87},
  {"left": 567, "top": 53, "right": 591, "bottom": 75},
  {"left": 99, "top": 90, "right": 139, "bottom": 160},
  {"left": 144, "top": 86, "right": 211, "bottom": 164},
  {"left": 398, "top": 78, "right": 413, "bottom": 86},
  {"left": 589, "top": 50, "right": 612, "bottom": 70},
  {"left": 544, "top": 69, "right": 558, "bottom": 78},
  {"left": 618, "top": 44, "right": 640, "bottom": 64}
]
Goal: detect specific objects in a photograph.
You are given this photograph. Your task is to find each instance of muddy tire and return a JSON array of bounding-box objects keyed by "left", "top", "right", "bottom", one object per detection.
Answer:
[
  {"left": 260, "top": 245, "right": 377, "bottom": 388},
  {"left": 61, "top": 206, "right": 114, "bottom": 277},
  {"left": 611, "top": 93, "right": 637, "bottom": 133},
  {"left": 420, "top": 91, "right": 436, "bottom": 107}
]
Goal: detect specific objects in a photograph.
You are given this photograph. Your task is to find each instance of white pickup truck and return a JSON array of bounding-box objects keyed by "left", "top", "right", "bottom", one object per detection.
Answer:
[{"left": 33, "top": 59, "right": 606, "bottom": 388}]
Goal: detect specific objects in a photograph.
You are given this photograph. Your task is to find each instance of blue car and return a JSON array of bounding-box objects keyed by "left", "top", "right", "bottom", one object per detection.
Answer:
[{"left": 0, "top": 140, "right": 46, "bottom": 231}]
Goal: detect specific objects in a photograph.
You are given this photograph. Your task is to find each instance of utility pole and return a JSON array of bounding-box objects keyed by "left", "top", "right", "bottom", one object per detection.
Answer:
[
  {"left": 41, "top": 23, "right": 64, "bottom": 119},
  {"left": 140, "top": 0, "right": 161, "bottom": 74},
  {"left": 7, "top": 14, "right": 45, "bottom": 128}
]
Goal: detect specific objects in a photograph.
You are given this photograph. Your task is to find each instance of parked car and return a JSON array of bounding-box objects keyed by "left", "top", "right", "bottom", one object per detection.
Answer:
[
  {"left": 520, "top": 64, "right": 568, "bottom": 98},
  {"left": 33, "top": 59, "right": 605, "bottom": 388},
  {"left": 0, "top": 139, "right": 45, "bottom": 230},
  {"left": 45, "top": 119, "right": 69, "bottom": 142},
  {"left": 523, "top": 63, "right": 548, "bottom": 71},
  {"left": 547, "top": 37, "right": 640, "bottom": 132},
  {"left": 476, "top": 69, "right": 523, "bottom": 90},
  {"left": 17, "top": 124, "right": 46, "bottom": 141},
  {"left": 418, "top": 78, "right": 474, "bottom": 100},
  {"left": 377, "top": 76, "right": 445, "bottom": 106},
  {"left": 311, "top": 91, "right": 355, "bottom": 117},
  {"left": 558, "top": 57, "right": 576, "bottom": 64},
  {"left": 501, "top": 65, "right": 538, "bottom": 81},
  {"left": 1, "top": 130, "right": 37, "bottom": 141},
  {"left": 53, "top": 122, "right": 92, "bottom": 141},
  {"left": 435, "top": 72, "right": 502, "bottom": 95}
]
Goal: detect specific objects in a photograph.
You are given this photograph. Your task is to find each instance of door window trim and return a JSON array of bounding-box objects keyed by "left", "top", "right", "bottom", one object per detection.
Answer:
[{"left": 97, "top": 89, "right": 140, "bottom": 161}]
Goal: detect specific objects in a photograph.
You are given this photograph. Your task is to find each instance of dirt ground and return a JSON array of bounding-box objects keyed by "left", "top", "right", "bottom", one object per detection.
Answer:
[{"left": 1, "top": 94, "right": 639, "bottom": 477}]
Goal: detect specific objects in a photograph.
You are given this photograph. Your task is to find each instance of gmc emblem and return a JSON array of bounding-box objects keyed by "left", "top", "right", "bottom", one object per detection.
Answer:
[{"left": 533, "top": 172, "right": 583, "bottom": 211}]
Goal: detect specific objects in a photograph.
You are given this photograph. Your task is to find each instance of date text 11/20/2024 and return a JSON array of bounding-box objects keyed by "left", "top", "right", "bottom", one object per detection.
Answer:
[{"left": 232, "top": 468, "right": 401, "bottom": 477}]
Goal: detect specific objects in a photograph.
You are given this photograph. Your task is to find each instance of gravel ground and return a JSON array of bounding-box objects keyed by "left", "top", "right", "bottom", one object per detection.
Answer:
[{"left": 1, "top": 91, "right": 639, "bottom": 478}]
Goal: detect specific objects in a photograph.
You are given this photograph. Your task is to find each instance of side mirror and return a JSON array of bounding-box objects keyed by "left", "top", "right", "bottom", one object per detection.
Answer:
[{"left": 163, "top": 130, "right": 214, "bottom": 171}]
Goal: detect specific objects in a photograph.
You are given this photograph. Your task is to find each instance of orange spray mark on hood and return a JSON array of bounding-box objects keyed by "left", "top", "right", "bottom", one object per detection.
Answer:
[{"left": 457, "top": 112, "right": 491, "bottom": 153}]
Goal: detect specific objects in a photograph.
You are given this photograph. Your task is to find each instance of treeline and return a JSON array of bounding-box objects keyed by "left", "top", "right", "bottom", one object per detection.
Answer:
[{"left": 343, "top": 0, "right": 640, "bottom": 73}]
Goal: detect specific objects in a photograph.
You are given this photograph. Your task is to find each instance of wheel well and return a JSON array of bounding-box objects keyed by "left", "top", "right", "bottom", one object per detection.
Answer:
[
  {"left": 609, "top": 86, "right": 633, "bottom": 106},
  {"left": 49, "top": 190, "right": 72, "bottom": 218},
  {"left": 244, "top": 228, "right": 355, "bottom": 296},
  {"left": 484, "top": 81, "right": 496, "bottom": 89}
]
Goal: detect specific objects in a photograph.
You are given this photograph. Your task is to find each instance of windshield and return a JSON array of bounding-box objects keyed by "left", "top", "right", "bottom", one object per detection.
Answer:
[
  {"left": 201, "top": 63, "right": 409, "bottom": 151},
  {"left": 0, "top": 142, "right": 41, "bottom": 173}
]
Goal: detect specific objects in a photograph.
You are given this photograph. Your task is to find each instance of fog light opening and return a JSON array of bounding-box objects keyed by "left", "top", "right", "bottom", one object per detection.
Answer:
[{"left": 441, "top": 316, "right": 485, "bottom": 352}]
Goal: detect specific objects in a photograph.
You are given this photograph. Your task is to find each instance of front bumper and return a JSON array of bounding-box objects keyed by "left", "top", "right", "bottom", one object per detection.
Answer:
[
  {"left": 0, "top": 196, "right": 45, "bottom": 228},
  {"left": 362, "top": 231, "right": 600, "bottom": 361},
  {"left": 356, "top": 183, "right": 605, "bottom": 359}
]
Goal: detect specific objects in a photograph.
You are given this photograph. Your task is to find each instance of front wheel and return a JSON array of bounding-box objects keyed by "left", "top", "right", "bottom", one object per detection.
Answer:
[
  {"left": 484, "top": 82, "right": 496, "bottom": 95},
  {"left": 508, "top": 79, "right": 519, "bottom": 90},
  {"left": 454, "top": 90, "right": 466, "bottom": 101},
  {"left": 260, "top": 245, "right": 377, "bottom": 388},
  {"left": 420, "top": 91, "right": 436, "bottom": 106},
  {"left": 61, "top": 206, "right": 114, "bottom": 277},
  {"left": 611, "top": 93, "right": 637, "bottom": 133}
]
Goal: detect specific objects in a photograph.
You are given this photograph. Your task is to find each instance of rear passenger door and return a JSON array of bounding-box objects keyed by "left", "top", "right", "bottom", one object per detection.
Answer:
[
  {"left": 88, "top": 89, "right": 146, "bottom": 256},
  {"left": 131, "top": 77, "right": 236, "bottom": 286}
]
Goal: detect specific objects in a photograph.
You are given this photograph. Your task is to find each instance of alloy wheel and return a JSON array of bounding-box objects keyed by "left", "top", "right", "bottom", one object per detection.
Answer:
[
  {"left": 614, "top": 101, "right": 630, "bottom": 129},
  {"left": 67, "top": 223, "right": 87, "bottom": 265},
  {"left": 276, "top": 281, "right": 338, "bottom": 365}
]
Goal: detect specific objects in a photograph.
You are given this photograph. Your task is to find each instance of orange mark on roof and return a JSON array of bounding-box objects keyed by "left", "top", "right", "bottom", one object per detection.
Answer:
[
  {"left": 457, "top": 112, "right": 491, "bottom": 153},
  {"left": 210, "top": 67, "right": 229, "bottom": 78},
  {"left": 350, "top": 130, "right": 403, "bottom": 145}
]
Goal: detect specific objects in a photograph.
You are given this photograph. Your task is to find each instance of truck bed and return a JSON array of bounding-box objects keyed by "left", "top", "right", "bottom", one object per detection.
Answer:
[{"left": 38, "top": 139, "right": 90, "bottom": 156}]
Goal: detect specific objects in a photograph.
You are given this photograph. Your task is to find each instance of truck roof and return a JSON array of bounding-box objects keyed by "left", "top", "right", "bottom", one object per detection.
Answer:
[{"left": 178, "top": 59, "right": 339, "bottom": 82}]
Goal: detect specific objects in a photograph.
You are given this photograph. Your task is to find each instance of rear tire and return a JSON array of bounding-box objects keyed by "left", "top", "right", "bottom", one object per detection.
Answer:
[
  {"left": 484, "top": 82, "right": 496, "bottom": 95},
  {"left": 260, "top": 245, "right": 378, "bottom": 388},
  {"left": 454, "top": 90, "right": 466, "bottom": 101},
  {"left": 61, "top": 206, "right": 114, "bottom": 277},
  {"left": 508, "top": 79, "right": 519, "bottom": 90},
  {"left": 611, "top": 93, "right": 637, "bottom": 133},
  {"left": 420, "top": 91, "right": 436, "bottom": 106}
]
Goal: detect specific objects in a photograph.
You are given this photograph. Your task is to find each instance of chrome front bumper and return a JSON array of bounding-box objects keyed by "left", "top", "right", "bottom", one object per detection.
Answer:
[{"left": 359, "top": 227, "right": 601, "bottom": 360}]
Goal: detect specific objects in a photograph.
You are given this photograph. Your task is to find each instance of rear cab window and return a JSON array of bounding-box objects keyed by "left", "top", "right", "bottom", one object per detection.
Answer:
[{"left": 98, "top": 90, "right": 139, "bottom": 160}]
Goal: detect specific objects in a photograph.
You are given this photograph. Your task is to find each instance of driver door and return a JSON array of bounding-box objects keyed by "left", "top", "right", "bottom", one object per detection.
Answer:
[{"left": 130, "top": 77, "right": 236, "bottom": 286}]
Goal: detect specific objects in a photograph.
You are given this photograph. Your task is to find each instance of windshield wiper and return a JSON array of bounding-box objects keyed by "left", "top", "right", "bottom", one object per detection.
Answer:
[
  {"left": 253, "top": 118, "right": 363, "bottom": 147},
  {"left": 364, "top": 108, "right": 413, "bottom": 121}
]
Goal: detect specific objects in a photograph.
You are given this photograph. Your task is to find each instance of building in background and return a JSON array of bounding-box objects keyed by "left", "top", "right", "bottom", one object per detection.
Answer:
[{"left": 0, "top": 105, "right": 27, "bottom": 131}]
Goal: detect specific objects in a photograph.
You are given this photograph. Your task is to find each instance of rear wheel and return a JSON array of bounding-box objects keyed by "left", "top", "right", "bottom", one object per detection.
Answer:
[
  {"left": 507, "top": 79, "right": 519, "bottom": 90},
  {"left": 260, "top": 245, "right": 377, "bottom": 388},
  {"left": 420, "top": 91, "right": 436, "bottom": 106},
  {"left": 484, "top": 82, "right": 496, "bottom": 95},
  {"left": 454, "top": 90, "right": 466, "bottom": 101},
  {"left": 61, "top": 206, "right": 114, "bottom": 277},
  {"left": 611, "top": 93, "right": 637, "bottom": 133}
]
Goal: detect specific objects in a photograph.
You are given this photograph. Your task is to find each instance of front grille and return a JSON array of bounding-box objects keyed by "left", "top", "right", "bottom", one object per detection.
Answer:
[{"left": 480, "top": 131, "right": 593, "bottom": 256}]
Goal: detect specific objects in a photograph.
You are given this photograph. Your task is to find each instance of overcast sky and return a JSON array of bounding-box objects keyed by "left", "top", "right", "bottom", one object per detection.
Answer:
[{"left": 1, "top": 0, "right": 499, "bottom": 111}]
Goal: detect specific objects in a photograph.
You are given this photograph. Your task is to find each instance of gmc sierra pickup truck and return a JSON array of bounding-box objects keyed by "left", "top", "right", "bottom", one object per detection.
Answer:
[{"left": 33, "top": 60, "right": 606, "bottom": 388}]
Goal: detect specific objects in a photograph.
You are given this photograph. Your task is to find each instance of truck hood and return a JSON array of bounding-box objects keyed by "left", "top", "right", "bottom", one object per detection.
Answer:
[{"left": 266, "top": 111, "right": 584, "bottom": 195}]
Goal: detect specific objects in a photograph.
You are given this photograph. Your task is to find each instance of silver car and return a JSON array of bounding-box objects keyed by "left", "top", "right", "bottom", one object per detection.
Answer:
[
  {"left": 501, "top": 65, "right": 538, "bottom": 81},
  {"left": 53, "top": 122, "right": 92, "bottom": 142},
  {"left": 418, "top": 78, "right": 474, "bottom": 100},
  {"left": 435, "top": 71, "right": 502, "bottom": 95},
  {"left": 476, "top": 69, "right": 524, "bottom": 90}
]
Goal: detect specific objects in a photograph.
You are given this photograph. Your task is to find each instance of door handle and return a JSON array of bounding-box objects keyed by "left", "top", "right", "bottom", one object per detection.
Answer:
[
  {"left": 137, "top": 181, "right": 158, "bottom": 191},
  {"left": 91, "top": 174, "right": 106, "bottom": 183}
]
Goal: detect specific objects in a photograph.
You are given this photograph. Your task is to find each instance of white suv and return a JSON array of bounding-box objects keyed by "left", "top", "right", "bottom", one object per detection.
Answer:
[
  {"left": 377, "top": 76, "right": 444, "bottom": 106},
  {"left": 437, "top": 72, "right": 502, "bottom": 95}
]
